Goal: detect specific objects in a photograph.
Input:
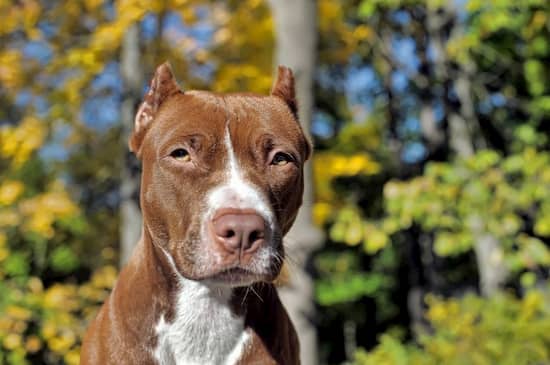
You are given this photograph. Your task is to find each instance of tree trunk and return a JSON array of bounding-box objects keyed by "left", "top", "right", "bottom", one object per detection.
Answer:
[
  {"left": 268, "top": 1, "right": 323, "bottom": 364},
  {"left": 434, "top": 3, "right": 507, "bottom": 295},
  {"left": 119, "top": 24, "right": 143, "bottom": 266}
]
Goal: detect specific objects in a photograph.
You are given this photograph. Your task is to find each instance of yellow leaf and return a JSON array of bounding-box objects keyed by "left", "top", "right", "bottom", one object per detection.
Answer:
[
  {"left": 0, "top": 210, "right": 20, "bottom": 227},
  {"left": 0, "top": 180, "right": 24, "bottom": 206},
  {"left": 41, "top": 321, "right": 57, "bottom": 340},
  {"left": 43, "top": 284, "right": 79, "bottom": 311},
  {"left": 313, "top": 202, "right": 333, "bottom": 226},
  {"left": 363, "top": 225, "right": 389, "bottom": 253},
  {"left": 47, "top": 329, "right": 76, "bottom": 354},
  {"left": 0, "top": 116, "right": 46, "bottom": 165},
  {"left": 25, "top": 335, "right": 42, "bottom": 353},
  {"left": 28, "top": 276, "right": 44, "bottom": 293},
  {"left": 2, "top": 333, "right": 22, "bottom": 350},
  {"left": 0, "top": 49, "right": 24, "bottom": 89},
  {"left": 5, "top": 305, "right": 32, "bottom": 320},
  {"left": 65, "top": 347, "right": 81, "bottom": 365}
]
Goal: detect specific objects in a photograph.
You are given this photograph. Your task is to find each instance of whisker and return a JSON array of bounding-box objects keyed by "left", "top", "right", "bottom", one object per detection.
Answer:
[
  {"left": 249, "top": 285, "right": 263, "bottom": 302},
  {"left": 241, "top": 287, "right": 250, "bottom": 307}
]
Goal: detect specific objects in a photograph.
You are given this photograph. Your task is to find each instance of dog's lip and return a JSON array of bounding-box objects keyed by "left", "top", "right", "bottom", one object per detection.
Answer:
[{"left": 202, "top": 267, "right": 264, "bottom": 286}]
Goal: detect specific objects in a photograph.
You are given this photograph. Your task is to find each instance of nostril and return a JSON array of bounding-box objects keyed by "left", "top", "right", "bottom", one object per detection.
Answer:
[
  {"left": 248, "top": 230, "right": 264, "bottom": 243},
  {"left": 225, "top": 229, "right": 236, "bottom": 239}
]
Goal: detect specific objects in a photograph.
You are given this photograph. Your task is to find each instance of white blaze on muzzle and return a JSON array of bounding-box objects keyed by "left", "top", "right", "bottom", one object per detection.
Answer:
[{"left": 205, "top": 126, "right": 274, "bottom": 228}]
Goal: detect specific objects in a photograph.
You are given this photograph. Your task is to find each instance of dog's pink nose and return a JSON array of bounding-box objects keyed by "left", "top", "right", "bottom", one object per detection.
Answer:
[{"left": 212, "top": 210, "right": 266, "bottom": 256}]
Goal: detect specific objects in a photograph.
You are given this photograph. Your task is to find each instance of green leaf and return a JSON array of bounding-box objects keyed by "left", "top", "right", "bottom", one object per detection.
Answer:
[
  {"left": 49, "top": 246, "right": 79, "bottom": 273},
  {"left": 358, "top": 1, "right": 376, "bottom": 18},
  {"left": 4, "top": 252, "right": 29, "bottom": 277},
  {"left": 316, "top": 273, "right": 388, "bottom": 306}
]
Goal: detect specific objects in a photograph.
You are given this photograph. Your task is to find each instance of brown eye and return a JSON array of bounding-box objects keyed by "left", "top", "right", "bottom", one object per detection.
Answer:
[
  {"left": 170, "top": 148, "right": 191, "bottom": 162},
  {"left": 271, "top": 152, "right": 293, "bottom": 166}
]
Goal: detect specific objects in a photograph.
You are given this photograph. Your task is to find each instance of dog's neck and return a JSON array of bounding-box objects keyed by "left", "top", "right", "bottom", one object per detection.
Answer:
[{"left": 124, "top": 231, "right": 249, "bottom": 365}]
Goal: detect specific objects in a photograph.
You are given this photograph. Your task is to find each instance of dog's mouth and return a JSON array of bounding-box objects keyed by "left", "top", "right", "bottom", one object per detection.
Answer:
[
  {"left": 204, "top": 267, "right": 261, "bottom": 287},
  {"left": 202, "top": 266, "right": 279, "bottom": 287}
]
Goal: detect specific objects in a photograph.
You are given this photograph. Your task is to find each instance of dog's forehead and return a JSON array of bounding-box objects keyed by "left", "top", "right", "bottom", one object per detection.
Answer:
[{"left": 151, "top": 91, "right": 303, "bottom": 145}]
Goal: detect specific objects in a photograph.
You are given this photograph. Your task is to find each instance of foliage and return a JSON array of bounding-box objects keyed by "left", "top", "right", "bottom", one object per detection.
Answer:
[
  {"left": 327, "top": 147, "right": 550, "bottom": 271},
  {"left": 0, "top": 120, "right": 117, "bottom": 364},
  {"left": 383, "top": 149, "right": 550, "bottom": 266},
  {"left": 311, "top": 0, "right": 550, "bottom": 362},
  {"left": 1, "top": 0, "right": 549, "bottom": 364},
  {"left": 0, "top": 267, "right": 115, "bottom": 365},
  {"left": 355, "top": 289, "right": 550, "bottom": 365}
]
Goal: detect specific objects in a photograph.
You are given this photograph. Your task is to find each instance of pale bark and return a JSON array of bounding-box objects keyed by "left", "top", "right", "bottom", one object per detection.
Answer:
[
  {"left": 268, "top": 1, "right": 323, "bottom": 364},
  {"left": 474, "top": 231, "right": 508, "bottom": 296},
  {"left": 119, "top": 24, "right": 143, "bottom": 266},
  {"left": 434, "top": 3, "right": 507, "bottom": 295}
]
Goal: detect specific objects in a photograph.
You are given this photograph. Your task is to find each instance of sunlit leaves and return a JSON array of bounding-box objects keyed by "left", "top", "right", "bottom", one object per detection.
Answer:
[
  {"left": 524, "top": 59, "right": 546, "bottom": 96},
  {"left": 0, "top": 182, "right": 24, "bottom": 207},
  {"left": 0, "top": 267, "right": 117, "bottom": 365},
  {"left": 380, "top": 149, "right": 550, "bottom": 270},
  {"left": 356, "top": 290, "right": 550, "bottom": 365},
  {"left": 0, "top": 117, "right": 46, "bottom": 167},
  {"left": 209, "top": 0, "right": 274, "bottom": 93},
  {"left": 317, "top": 272, "right": 390, "bottom": 306},
  {"left": 315, "top": 250, "right": 394, "bottom": 305}
]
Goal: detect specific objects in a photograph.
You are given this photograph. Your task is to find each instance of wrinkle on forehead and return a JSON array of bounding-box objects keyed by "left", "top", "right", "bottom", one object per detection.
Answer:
[{"left": 149, "top": 91, "right": 303, "bottom": 160}]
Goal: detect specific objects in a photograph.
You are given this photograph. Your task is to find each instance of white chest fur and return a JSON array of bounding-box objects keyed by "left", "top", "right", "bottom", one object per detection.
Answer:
[{"left": 152, "top": 279, "right": 249, "bottom": 365}]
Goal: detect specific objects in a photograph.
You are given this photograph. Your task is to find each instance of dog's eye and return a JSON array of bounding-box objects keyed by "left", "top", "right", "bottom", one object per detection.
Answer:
[
  {"left": 271, "top": 152, "right": 293, "bottom": 166},
  {"left": 170, "top": 148, "right": 191, "bottom": 162}
]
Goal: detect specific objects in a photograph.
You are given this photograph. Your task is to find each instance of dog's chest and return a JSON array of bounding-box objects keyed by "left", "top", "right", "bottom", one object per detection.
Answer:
[{"left": 152, "top": 281, "right": 249, "bottom": 365}]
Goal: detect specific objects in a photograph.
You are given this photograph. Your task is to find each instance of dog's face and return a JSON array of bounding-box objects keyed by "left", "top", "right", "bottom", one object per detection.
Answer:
[{"left": 129, "top": 63, "right": 310, "bottom": 287}]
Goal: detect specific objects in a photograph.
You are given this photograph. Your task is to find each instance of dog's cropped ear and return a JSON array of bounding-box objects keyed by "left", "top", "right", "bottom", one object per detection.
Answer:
[
  {"left": 271, "top": 66, "right": 312, "bottom": 160},
  {"left": 271, "top": 65, "right": 298, "bottom": 119},
  {"left": 129, "top": 62, "right": 182, "bottom": 158}
]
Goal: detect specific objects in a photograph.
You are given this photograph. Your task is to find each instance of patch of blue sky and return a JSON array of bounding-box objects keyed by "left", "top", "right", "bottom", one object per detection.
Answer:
[
  {"left": 82, "top": 95, "right": 120, "bottom": 130},
  {"left": 403, "top": 117, "right": 420, "bottom": 134},
  {"left": 23, "top": 41, "right": 53, "bottom": 64},
  {"left": 36, "top": 97, "right": 49, "bottom": 115},
  {"left": 39, "top": 124, "right": 71, "bottom": 162},
  {"left": 104, "top": 1, "right": 115, "bottom": 20},
  {"left": 14, "top": 91, "right": 48, "bottom": 116},
  {"left": 141, "top": 13, "right": 158, "bottom": 41},
  {"left": 15, "top": 90, "right": 33, "bottom": 108},
  {"left": 454, "top": 0, "right": 468, "bottom": 22},
  {"left": 401, "top": 141, "right": 427, "bottom": 164},
  {"left": 81, "top": 62, "right": 122, "bottom": 130},
  {"left": 91, "top": 62, "right": 122, "bottom": 94},
  {"left": 312, "top": 111, "right": 336, "bottom": 139},
  {"left": 345, "top": 65, "right": 381, "bottom": 117},
  {"left": 345, "top": 66, "right": 377, "bottom": 103},
  {"left": 392, "top": 36, "right": 419, "bottom": 73},
  {"left": 163, "top": 11, "right": 213, "bottom": 48},
  {"left": 38, "top": 21, "right": 57, "bottom": 38},
  {"left": 478, "top": 92, "right": 507, "bottom": 114},
  {"left": 391, "top": 70, "right": 408, "bottom": 92},
  {"left": 391, "top": 10, "right": 411, "bottom": 26},
  {"left": 491, "top": 93, "right": 506, "bottom": 107},
  {"left": 426, "top": 42, "right": 437, "bottom": 63}
]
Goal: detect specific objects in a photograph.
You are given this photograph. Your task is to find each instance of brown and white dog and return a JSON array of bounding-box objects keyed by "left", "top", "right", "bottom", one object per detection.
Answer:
[{"left": 80, "top": 62, "right": 310, "bottom": 365}]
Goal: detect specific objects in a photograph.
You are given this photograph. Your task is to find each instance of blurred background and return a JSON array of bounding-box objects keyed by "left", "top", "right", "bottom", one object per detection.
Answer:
[{"left": 1, "top": 0, "right": 550, "bottom": 364}]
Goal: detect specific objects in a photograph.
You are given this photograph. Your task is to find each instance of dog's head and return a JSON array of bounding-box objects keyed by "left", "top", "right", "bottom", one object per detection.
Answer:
[{"left": 129, "top": 62, "right": 310, "bottom": 287}]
